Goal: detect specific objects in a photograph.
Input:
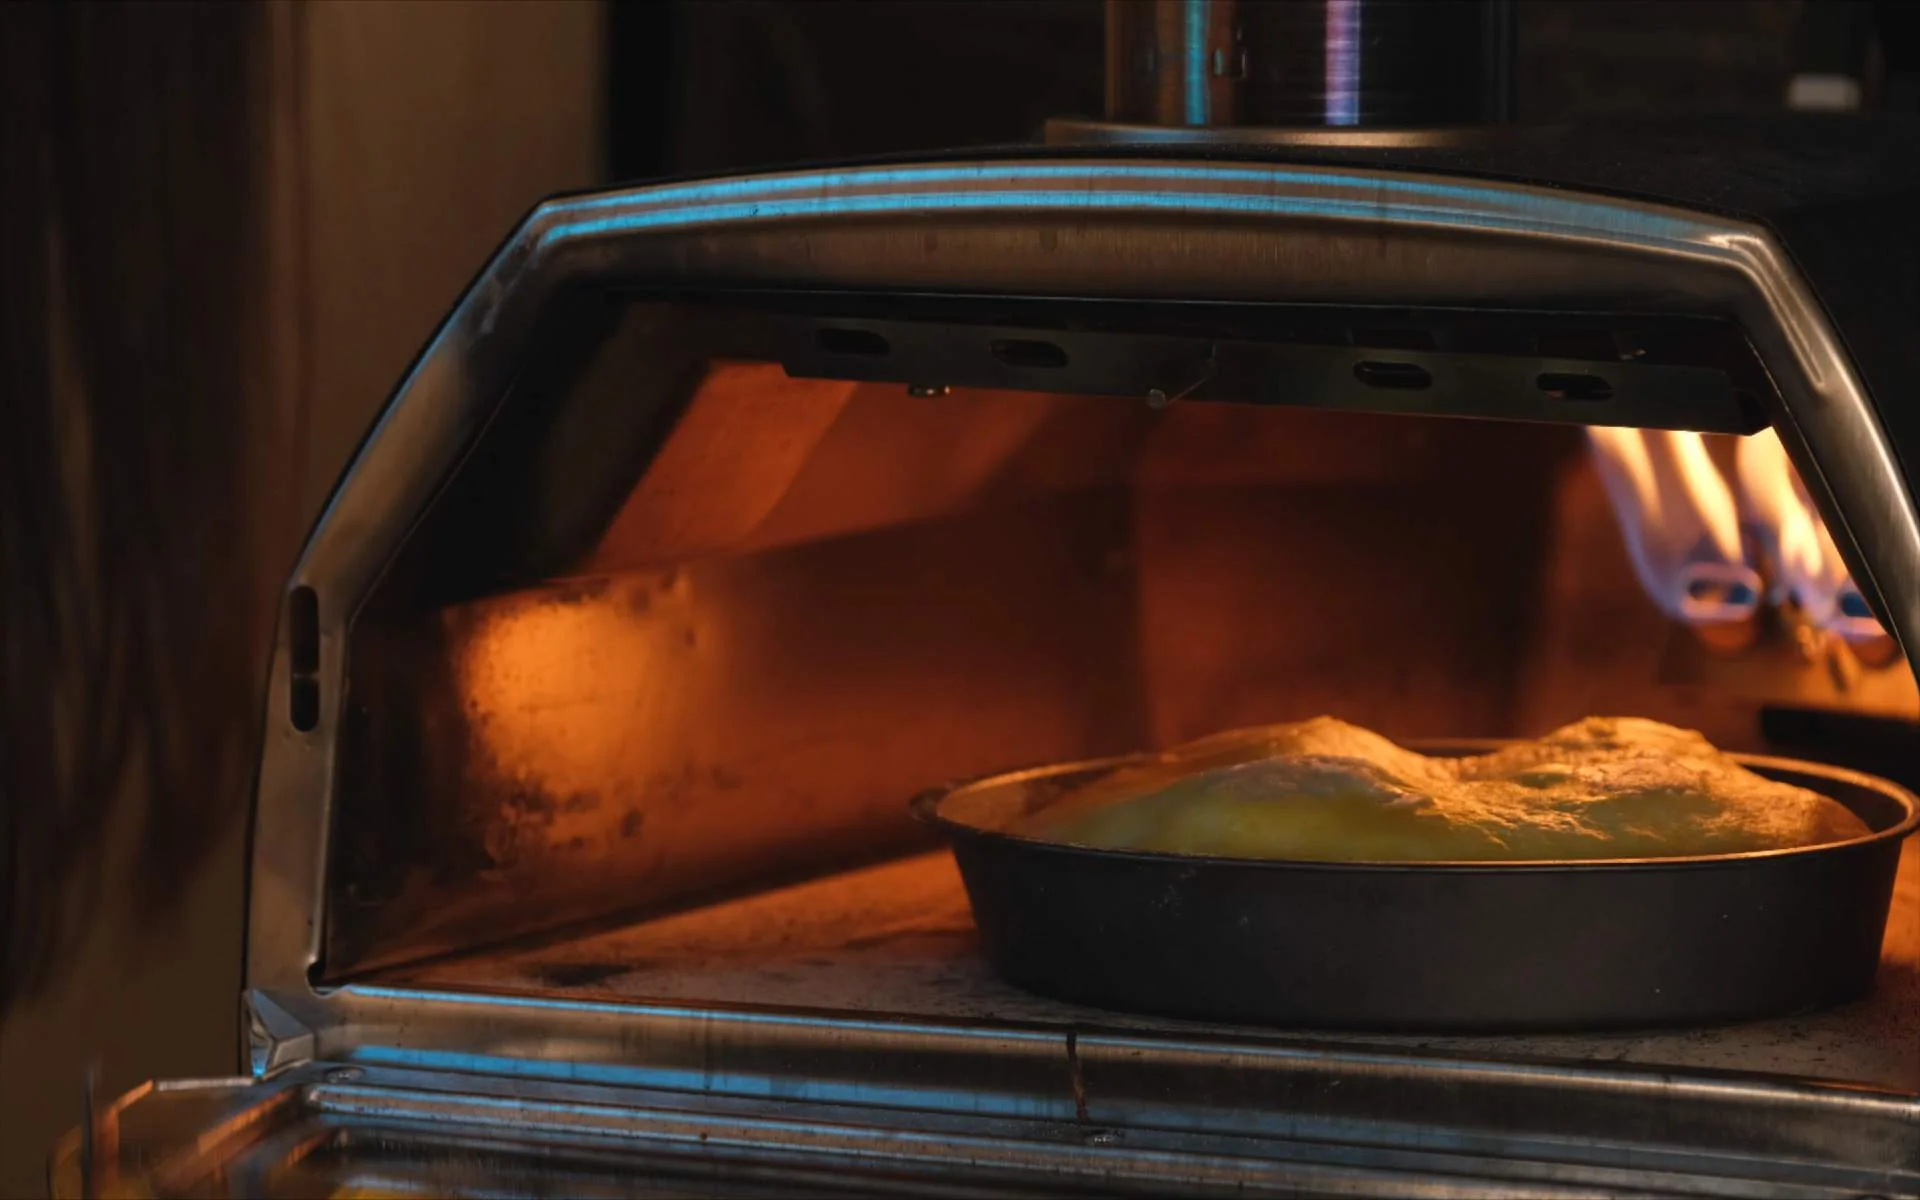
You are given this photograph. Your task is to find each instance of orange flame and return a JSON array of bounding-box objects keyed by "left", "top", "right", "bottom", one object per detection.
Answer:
[
  {"left": 1586, "top": 427, "right": 1759, "bottom": 631},
  {"left": 1589, "top": 423, "right": 1891, "bottom": 660},
  {"left": 1734, "top": 428, "right": 1889, "bottom": 652}
]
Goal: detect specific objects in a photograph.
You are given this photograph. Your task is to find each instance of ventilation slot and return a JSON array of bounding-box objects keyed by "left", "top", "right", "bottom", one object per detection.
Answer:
[
  {"left": 290, "top": 679, "right": 320, "bottom": 733},
  {"left": 817, "top": 327, "right": 891, "bottom": 357},
  {"left": 1538, "top": 372, "right": 1614, "bottom": 402},
  {"left": 288, "top": 586, "right": 321, "bottom": 732}
]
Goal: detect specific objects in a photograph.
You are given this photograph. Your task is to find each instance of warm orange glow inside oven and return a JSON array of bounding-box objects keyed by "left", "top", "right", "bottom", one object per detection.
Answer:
[
  {"left": 454, "top": 574, "right": 708, "bottom": 862},
  {"left": 339, "top": 368, "right": 1918, "bottom": 978},
  {"left": 418, "top": 377, "right": 1572, "bottom": 957},
  {"left": 588, "top": 363, "right": 857, "bottom": 569}
]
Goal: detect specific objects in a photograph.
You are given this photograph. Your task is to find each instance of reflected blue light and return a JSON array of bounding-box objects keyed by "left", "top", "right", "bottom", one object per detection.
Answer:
[
  {"left": 539, "top": 183, "right": 1705, "bottom": 255},
  {"left": 1185, "top": 0, "right": 1210, "bottom": 126},
  {"left": 342, "top": 1044, "right": 1062, "bottom": 1119},
  {"left": 542, "top": 161, "right": 1701, "bottom": 235}
]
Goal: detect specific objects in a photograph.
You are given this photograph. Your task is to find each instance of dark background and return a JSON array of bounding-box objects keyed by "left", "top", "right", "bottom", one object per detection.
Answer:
[{"left": 606, "top": 0, "right": 1918, "bottom": 179}]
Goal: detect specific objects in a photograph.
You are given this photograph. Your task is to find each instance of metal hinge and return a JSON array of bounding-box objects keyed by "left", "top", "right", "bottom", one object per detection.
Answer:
[{"left": 245, "top": 989, "right": 316, "bottom": 1079}]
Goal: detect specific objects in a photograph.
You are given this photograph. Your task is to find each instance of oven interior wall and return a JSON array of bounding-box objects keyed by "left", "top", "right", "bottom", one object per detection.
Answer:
[{"left": 322, "top": 319, "right": 1786, "bottom": 981}]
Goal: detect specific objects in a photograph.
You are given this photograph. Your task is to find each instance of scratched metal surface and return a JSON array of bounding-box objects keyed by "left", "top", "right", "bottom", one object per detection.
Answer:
[{"left": 397, "top": 838, "right": 1920, "bottom": 1094}]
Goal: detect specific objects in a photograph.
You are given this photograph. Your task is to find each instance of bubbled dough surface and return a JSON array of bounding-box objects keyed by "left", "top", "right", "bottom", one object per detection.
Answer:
[{"left": 1021, "top": 716, "right": 1870, "bottom": 861}]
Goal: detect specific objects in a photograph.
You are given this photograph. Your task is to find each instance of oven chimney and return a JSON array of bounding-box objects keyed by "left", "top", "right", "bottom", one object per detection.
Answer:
[{"left": 1102, "top": 0, "right": 1515, "bottom": 131}]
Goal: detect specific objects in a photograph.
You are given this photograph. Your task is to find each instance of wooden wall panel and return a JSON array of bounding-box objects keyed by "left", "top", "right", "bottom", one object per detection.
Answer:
[{"left": 299, "top": 0, "right": 605, "bottom": 521}]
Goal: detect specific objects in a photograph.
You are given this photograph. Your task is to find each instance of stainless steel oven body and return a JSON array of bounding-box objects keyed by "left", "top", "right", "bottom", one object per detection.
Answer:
[{"left": 61, "top": 128, "right": 1920, "bottom": 1197}]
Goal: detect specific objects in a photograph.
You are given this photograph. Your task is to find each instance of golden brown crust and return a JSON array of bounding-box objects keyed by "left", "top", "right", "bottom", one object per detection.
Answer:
[{"left": 1019, "top": 716, "right": 1869, "bottom": 861}]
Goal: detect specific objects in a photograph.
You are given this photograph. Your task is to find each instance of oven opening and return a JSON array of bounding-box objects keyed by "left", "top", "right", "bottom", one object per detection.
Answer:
[{"left": 316, "top": 293, "right": 1916, "bottom": 1083}]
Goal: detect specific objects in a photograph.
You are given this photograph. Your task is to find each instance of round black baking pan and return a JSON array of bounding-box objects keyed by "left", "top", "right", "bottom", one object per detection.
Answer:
[{"left": 911, "top": 748, "right": 1919, "bottom": 1031}]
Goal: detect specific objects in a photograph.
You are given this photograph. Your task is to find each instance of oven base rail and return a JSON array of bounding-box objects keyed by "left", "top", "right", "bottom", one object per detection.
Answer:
[
  {"left": 53, "top": 985, "right": 1920, "bottom": 1199},
  {"left": 52, "top": 1061, "right": 1918, "bottom": 1199}
]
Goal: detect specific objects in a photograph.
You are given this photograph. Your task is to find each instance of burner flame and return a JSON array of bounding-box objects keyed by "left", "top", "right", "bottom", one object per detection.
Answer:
[
  {"left": 1734, "top": 428, "right": 1890, "bottom": 656},
  {"left": 1587, "top": 425, "right": 1890, "bottom": 659},
  {"left": 1586, "top": 427, "right": 1759, "bottom": 639}
]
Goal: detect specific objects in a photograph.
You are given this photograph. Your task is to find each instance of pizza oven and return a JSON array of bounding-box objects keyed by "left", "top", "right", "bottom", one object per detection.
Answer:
[{"left": 56, "top": 4, "right": 1920, "bottom": 1196}]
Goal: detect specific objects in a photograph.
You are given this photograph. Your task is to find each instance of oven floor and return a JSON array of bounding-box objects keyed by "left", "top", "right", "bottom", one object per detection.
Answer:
[{"left": 394, "top": 838, "right": 1920, "bottom": 1094}]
